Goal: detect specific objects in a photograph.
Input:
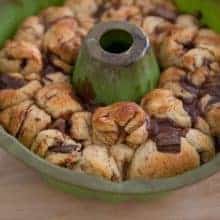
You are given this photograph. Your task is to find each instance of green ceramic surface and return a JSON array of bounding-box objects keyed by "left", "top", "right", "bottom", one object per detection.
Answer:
[
  {"left": 0, "top": 0, "right": 220, "bottom": 202},
  {"left": 174, "top": 0, "right": 220, "bottom": 33},
  {"left": 73, "top": 21, "right": 160, "bottom": 105}
]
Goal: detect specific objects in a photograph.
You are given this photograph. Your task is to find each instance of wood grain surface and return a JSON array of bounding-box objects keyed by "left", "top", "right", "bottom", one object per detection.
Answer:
[{"left": 0, "top": 148, "right": 220, "bottom": 220}]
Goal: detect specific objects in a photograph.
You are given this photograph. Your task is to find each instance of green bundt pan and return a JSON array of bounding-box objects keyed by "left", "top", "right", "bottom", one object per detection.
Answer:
[{"left": 0, "top": 0, "right": 220, "bottom": 202}]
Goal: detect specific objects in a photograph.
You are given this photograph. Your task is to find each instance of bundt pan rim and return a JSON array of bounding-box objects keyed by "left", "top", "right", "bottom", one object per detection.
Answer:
[
  {"left": 0, "top": 0, "right": 220, "bottom": 201},
  {"left": 1, "top": 126, "right": 220, "bottom": 197}
]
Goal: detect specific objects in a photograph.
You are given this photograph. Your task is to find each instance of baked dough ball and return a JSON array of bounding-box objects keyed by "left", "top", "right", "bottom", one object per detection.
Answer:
[
  {"left": 142, "top": 16, "right": 173, "bottom": 50},
  {"left": 15, "top": 16, "right": 45, "bottom": 48},
  {"left": 159, "top": 67, "right": 197, "bottom": 101},
  {"left": 92, "top": 102, "right": 149, "bottom": 147},
  {"left": 0, "top": 41, "right": 43, "bottom": 77},
  {"left": 159, "top": 27, "right": 197, "bottom": 68},
  {"left": 42, "top": 72, "right": 69, "bottom": 85},
  {"left": 128, "top": 131, "right": 214, "bottom": 179},
  {"left": 141, "top": 89, "right": 192, "bottom": 128},
  {"left": 195, "top": 29, "right": 220, "bottom": 62},
  {"left": 0, "top": 101, "right": 51, "bottom": 147},
  {"left": 101, "top": 6, "right": 142, "bottom": 26},
  {"left": 0, "top": 100, "right": 33, "bottom": 136},
  {"left": 79, "top": 145, "right": 121, "bottom": 181},
  {"left": 0, "top": 74, "right": 42, "bottom": 110},
  {"left": 185, "top": 129, "right": 215, "bottom": 163},
  {"left": 40, "top": 6, "right": 73, "bottom": 27},
  {"left": 69, "top": 112, "right": 92, "bottom": 144},
  {"left": 181, "top": 48, "right": 220, "bottom": 86},
  {"left": 110, "top": 144, "right": 134, "bottom": 180},
  {"left": 43, "top": 18, "right": 82, "bottom": 72},
  {"left": 135, "top": 0, "right": 177, "bottom": 21},
  {"left": 200, "top": 77, "right": 220, "bottom": 136},
  {"left": 128, "top": 139, "right": 200, "bottom": 180},
  {"left": 176, "top": 14, "right": 199, "bottom": 30},
  {"left": 159, "top": 68, "right": 209, "bottom": 128},
  {"left": 64, "top": 0, "right": 99, "bottom": 16},
  {"left": 35, "top": 82, "right": 82, "bottom": 119},
  {"left": 18, "top": 104, "right": 52, "bottom": 147},
  {"left": 32, "top": 129, "right": 82, "bottom": 167}
]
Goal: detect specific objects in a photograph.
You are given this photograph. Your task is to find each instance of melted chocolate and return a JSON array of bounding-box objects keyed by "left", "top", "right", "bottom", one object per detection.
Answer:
[
  {"left": 50, "top": 119, "right": 68, "bottom": 134},
  {"left": 149, "top": 118, "right": 187, "bottom": 153},
  {"left": 50, "top": 144, "right": 81, "bottom": 154},
  {"left": 0, "top": 74, "right": 26, "bottom": 90},
  {"left": 93, "top": 3, "right": 107, "bottom": 19},
  {"left": 215, "top": 137, "right": 220, "bottom": 153},
  {"left": 183, "top": 99, "right": 201, "bottom": 124},
  {"left": 200, "top": 79, "right": 220, "bottom": 98},
  {"left": 43, "top": 55, "right": 66, "bottom": 75},
  {"left": 180, "top": 77, "right": 199, "bottom": 96}
]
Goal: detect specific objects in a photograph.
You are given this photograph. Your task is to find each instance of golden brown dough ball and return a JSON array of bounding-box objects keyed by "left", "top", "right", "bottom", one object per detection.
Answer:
[
  {"left": 92, "top": 102, "right": 149, "bottom": 147},
  {"left": 32, "top": 129, "right": 82, "bottom": 168},
  {"left": 15, "top": 16, "right": 45, "bottom": 48},
  {"left": 35, "top": 82, "right": 82, "bottom": 119},
  {"left": 0, "top": 41, "right": 43, "bottom": 77},
  {"left": 141, "top": 89, "right": 192, "bottom": 128}
]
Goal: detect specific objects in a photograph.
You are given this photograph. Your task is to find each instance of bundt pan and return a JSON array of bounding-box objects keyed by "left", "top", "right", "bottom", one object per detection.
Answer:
[{"left": 0, "top": 0, "right": 220, "bottom": 202}]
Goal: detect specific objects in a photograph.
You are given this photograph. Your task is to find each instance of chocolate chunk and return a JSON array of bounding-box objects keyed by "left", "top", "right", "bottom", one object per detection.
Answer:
[
  {"left": 50, "top": 119, "right": 67, "bottom": 133},
  {"left": 180, "top": 77, "right": 199, "bottom": 95},
  {"left": 183, "top": 99, "right": 201, "bottom": 124},
  {"left": 157, "top": 144, "right": 180, "bottom": 153},
  {"left": 50, "top": 144, "right": 81, "bottom": 154},
  {"left": 200, "top": 81, "right": 220, "bottom": 98},
  {"left": 183, "top": 41, "right": 194, "bottom": 50},
  {"left": 93, "top": 3, "right": 107, "bottom": 19},
  {"left": 0, "top": 74, "right": 26, "bottom": 90},
  {"left": 43, "top": 55, "right": 65, "bottom": 75},
  {"left": 207, "top": 96, "right": 220, "bottom": 106},
  {"left": 215, "top": 136, "right": 220, "bottom": 153},
  {"left": 149, "top": 118, "right": 186, "bottom": 153},
  {"left": 20, "top": 59, "right": 28, "bottom": 69}
]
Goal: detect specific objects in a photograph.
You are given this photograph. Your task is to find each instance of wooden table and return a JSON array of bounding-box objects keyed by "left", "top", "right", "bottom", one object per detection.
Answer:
[{"left": 1, "top": 149, "right": 220, "bottom": 220}]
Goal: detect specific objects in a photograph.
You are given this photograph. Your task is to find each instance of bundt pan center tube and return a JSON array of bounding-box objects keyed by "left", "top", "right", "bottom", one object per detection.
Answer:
[{"left": 73, "top": 21, "right": 160, "bottom": 105}]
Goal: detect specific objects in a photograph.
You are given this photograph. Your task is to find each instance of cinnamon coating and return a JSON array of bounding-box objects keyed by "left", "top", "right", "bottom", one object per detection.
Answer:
[
  {"left": 64, "top": 0, "right": 99, "bottom": 16},
  {"left": 0, "top": 75, "right": 42, "bottom": 110},
  {"left": 32, "top": 129, "right": 82, "bottom": 167},
  {"left": 101, "top": 5, "right": 142, "bottom": 26},
  {"left": 142, "top": 16, "right": 173, "bottom": 51},
  {"left": 15, "top": 16, "right": 45, "bottom": 48},
  {"left": 0, "top": 41, "right": 43, "bottom": 77},
  {"left": 35, "top": 82, "right": 82, "bottom": 119},
  {"left": 43, "top": 18, "right": 81, "bottom": 70},
  {"left": 159, "top": 27, "right": 197, "bottom": 68},
  {"left": 0, "top": 101, "right": 51, "bottom": 147},
  {"left": 195, "top": 29, "right": 220, "bottom": 62},
  {"left": 135, "top": 0, "right": 177, "bottom": 21},
  {"left": 40, "top": 6, "right": 74, "bottom": 27},
  {"left": 92, "top": 102, "right": 149, "bottom": 147},
  {"left": 141, "top": 89, "right": 192, "bottom": 128}
]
